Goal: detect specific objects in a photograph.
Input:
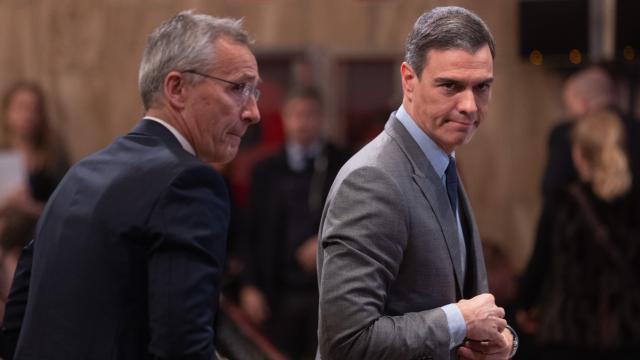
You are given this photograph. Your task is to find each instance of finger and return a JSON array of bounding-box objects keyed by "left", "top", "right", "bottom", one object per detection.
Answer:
[
  {"left": 485, "top": 326, "right": 507, "bottom": 345},
  {"left": 457, "top": 346, "right": 480, "bottom": 360},
  {"left": 473, "top": 293, "right": 495, "bottom": 307},
  {"left": 493, "top": 317, "right": 507, "bottom": 332},
  {"left": 483, "top": 306, "right": 505, "bottom": 319},
  {"left": 487, "top": 331, "right": 508, "bottom": 348},
  {"left": 465, "top": 341, "right": 505, "bottom": 355},
  {"left": 472, "top": 321, "right": 506, "bottom": 345},
  {"left": 481, "top": 316, "right": 506, "bottom": 328},
  {"left": 484, "top": 294, "right": 497, "bottom": 307}
]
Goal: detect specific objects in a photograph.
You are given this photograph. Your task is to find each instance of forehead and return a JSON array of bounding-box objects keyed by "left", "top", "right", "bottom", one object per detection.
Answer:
[
  {"left": 212, "top": 37, "right": 259, "bottom": 80},
  {"left": 9, "top": 89, "right": 39, "bottom": 105},
  {"left": 422, "top": 45, "right": 493, "bottom": 79}
]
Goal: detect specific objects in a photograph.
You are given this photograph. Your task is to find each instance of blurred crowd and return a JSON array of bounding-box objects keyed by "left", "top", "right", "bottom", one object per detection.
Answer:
[
  {"left": 515, "top": 66, "right": 640, "bottom": 359},
  {"left": 1, "top": 64, "right": 639, "bottom": 359}
]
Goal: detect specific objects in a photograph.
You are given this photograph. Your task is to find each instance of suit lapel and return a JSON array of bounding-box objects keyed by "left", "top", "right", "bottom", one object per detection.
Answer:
[{"left": 384, "top": 115, "right": 465, "bottom": 296}]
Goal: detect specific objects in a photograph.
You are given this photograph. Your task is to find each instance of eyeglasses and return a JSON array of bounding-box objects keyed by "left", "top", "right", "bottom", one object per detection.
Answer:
[{"left": 182, "top": 70, "right": 261, "bottom": 103}]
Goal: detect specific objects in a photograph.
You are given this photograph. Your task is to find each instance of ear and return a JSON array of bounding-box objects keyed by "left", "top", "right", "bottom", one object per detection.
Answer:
[
  {"left": 401, "top": 62, "right": 417, "bottom": 100},
  {"left": 163, "top": 71, "right": 188, "bottom": 110}
]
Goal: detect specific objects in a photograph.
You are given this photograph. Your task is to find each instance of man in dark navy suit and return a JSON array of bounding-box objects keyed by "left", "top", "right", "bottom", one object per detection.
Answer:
[{"left": 0, "top": 10, "right": 260, "bottom": 360}]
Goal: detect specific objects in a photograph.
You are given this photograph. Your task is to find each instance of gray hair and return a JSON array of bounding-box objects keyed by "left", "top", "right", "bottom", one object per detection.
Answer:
[
  {"left": 405, "top": 6, "right": 495, "bottom": 78},
  {"left": 138, "top": 10, "right": 253, "bottom": 110},
  {"left": 566, "top": 66, "right": 616, "bottom": 112}
]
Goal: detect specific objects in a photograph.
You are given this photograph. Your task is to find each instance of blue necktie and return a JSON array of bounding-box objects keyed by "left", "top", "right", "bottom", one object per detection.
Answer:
[
  {"left": 445, "top": 156, "right": 458, "bottom": 215},
  {"left": 446, "top": 155, "right": 467, "bottom": 281}
]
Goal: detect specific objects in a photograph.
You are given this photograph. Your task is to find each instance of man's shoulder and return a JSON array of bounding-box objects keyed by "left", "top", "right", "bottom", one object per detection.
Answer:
[
  {"left": 331, "top": 133, "right": 409, "bottom": 188},
  {"left": 348, "top": 131, "right": 408, "bottom": 169},
  {"left": 71, "top": 132, "right": 217, "bottom": 190}
]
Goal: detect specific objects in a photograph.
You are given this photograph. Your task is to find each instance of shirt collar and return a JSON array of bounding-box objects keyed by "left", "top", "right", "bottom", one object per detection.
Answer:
[
  {"left": 286, "top": 140, "right": 322, "bottom": 172},
  {"left": 395, "top": 105, "right": 454, "bottom": 180},
  {"left": 143, "top": 116, "right": 195, "bottom": 156}
]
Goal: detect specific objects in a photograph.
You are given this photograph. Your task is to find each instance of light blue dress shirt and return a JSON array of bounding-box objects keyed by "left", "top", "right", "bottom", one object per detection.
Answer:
[{"left": 395, "top": 105, "right": 467, "bottom": 349}]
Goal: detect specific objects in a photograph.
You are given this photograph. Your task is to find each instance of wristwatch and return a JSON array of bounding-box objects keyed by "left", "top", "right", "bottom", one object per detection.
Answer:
[{"left": 505, "top": 324, "right": 519, "bottom": 358}]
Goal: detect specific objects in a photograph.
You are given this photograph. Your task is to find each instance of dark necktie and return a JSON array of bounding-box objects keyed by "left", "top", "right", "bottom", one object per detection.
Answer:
[
  {"left": 446, "top": 155, "right": 467, "bottom": 287},
  {"left": 445, "top": 156, "right": 458, "bottom": 214},
  {"left": 305, "top": 154, "right": 316, "bottom": 172}
]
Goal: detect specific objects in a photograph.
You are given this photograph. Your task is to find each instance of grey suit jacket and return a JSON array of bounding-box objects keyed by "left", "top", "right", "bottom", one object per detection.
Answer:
[{"left": 316, "top": 114, "right": 488, "bottom": 360}]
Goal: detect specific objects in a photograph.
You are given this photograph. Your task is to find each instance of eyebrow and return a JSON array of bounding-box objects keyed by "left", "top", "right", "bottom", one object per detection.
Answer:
[
  {"left": 236, "top": 73, "right": 261, "bottom": 85},
  {"left": 433, "top": 77, "right": 494, "bottom": 86}
]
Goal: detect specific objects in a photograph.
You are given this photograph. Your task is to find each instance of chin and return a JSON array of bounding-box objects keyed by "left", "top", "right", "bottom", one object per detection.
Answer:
[
  {"left": 460, "top": 134, "right": 477, "bottom": 146},
  {"left": 217, "top": 149, "right": 240, "bottom": 164},
  {"left": 200, "top": 143, "right": 239, "bottom": 163}
]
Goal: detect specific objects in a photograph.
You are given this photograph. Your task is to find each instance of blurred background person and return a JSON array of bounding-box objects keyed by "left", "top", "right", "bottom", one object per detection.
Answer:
[
  {"left": 517, "top": 110, "right": 640, "bottom": 359},
  {"left": 0, "top": 82, "right": 69, "bottom": 320},
  {"left": 239, "top": 86, "right": 350, "bottom": 359},
  {"left": 518, "top": 66, "right": 640, "bottom": 338},
  {"left": 0, "top": 206, "right": 37, "bottom": 321},
  {"left": 540, "top": 66, "right": 640, "bottom": 200},
  {"left": 0, "top": 82, "right": 69, "bottom": 211}
]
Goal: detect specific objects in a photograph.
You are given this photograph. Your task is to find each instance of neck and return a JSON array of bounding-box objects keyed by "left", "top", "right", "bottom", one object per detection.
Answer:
[{"left": 146, "top": 107, "right": 192, "bottom": 142}]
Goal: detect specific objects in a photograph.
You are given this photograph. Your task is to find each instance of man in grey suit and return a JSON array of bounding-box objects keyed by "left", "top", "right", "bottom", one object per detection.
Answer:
[{"left": 317, "top": 6, "right": 517, "bottom": 360}]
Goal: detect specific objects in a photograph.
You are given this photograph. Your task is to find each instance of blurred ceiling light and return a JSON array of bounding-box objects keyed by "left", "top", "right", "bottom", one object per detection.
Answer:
[
  {"left": 569, "top": 49, "right": 582, "bottom": 64},
  {"left": 529, "top": 50, "right": 543, "bottom": 65},
  {"left": 623, "top": 45, "right": 635, "bottom": 61}
]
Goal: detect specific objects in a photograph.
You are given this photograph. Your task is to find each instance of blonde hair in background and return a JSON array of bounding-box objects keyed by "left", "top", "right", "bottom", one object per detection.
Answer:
[{"left": 572, "top": 110, "right": 631, "bottom": 201}]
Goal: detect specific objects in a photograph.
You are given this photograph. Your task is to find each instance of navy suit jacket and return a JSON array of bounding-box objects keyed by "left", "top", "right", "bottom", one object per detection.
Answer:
[{"left": 2, "top": 119, "right": 229, "bottom": 360}]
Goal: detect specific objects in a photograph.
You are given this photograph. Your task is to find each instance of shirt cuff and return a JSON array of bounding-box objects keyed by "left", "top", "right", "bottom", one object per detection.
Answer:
[{"left": 441, "top": 303, "right": 466, "bottom": 350}]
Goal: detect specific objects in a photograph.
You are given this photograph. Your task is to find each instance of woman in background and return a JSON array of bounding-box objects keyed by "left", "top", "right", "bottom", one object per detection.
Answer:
[
  {"left": 0, "top": 81, "right": 69, "bottom": 319},
  {"left": 0, "top": 81, "right": 69, "bottom": 207},
  {"left": 519, "top": 110, "right": 640, "bottom": 359}
]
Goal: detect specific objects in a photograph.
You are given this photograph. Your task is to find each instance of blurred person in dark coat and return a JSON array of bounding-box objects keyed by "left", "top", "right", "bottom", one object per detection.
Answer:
[
  {"left": 518, "top": 66, "right": 640, "bottom": 335},
  {"left": 518, "top": 110, "right": 640, "bottom": 359},
  {"left": 239, "top": 87, "right": 350, "bottom": 359}
]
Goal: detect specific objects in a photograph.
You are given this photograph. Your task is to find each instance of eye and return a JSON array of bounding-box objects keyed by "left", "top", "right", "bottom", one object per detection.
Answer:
[
  {"left": 475, "top": 82, "right": 492, "bottom": 92},
  {"left": 230, "top": 82, "right": 246, "bottom": 94},
  {"left": 439, "top": 82, "right": 462, "bottom": 93}
]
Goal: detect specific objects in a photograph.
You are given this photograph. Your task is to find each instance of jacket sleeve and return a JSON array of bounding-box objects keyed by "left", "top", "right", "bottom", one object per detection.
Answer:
[
  {"left": 147, "top": 165, "right": 229, "bottom": 359},
  {"left": 317, "top": 166, "right": 449, "bottom": 360}
]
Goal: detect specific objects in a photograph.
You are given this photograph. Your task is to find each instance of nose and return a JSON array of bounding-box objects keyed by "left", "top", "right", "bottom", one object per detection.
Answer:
[
  {"left": 457, "top": 89, "right": 478, "bottom": 115},
  {"left": 242, "top": 96, "right": 261, "bottom": 125}
]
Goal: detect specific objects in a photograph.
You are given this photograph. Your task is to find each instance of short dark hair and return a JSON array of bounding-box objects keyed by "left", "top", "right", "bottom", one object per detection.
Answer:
[
  {"left": 405, "top": 6, "right": 495, "bottom": 78},
  {"left": 284, "top": 86, "right": 323, "bottom": 108}
]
